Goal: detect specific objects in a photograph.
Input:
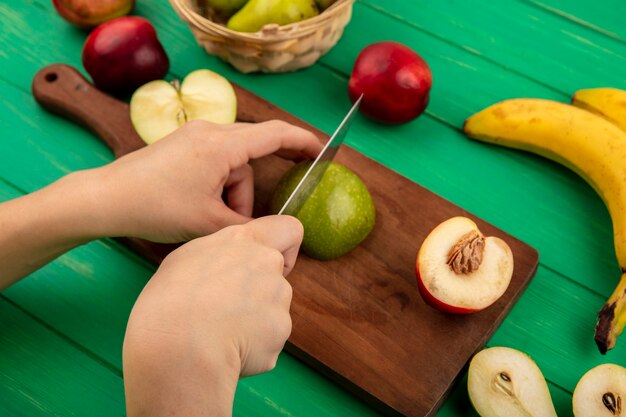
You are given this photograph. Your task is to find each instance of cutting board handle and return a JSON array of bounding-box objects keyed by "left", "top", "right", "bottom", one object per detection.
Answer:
[
  {"left": 31, "top": 64, "right": 145, "bottom": 158},
  {"left": 32, "top": 64, "right": 178, "bottom": 264}
]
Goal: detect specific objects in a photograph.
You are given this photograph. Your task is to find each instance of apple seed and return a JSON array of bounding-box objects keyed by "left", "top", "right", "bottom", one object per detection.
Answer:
[{"left": 447, "top": 230, "right": 485, "bottom": 274}]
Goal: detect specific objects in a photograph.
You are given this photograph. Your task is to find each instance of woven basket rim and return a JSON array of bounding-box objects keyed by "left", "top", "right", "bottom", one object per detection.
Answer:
[{"left": 170, "top": 0, "right": 355, "bottom": 43}]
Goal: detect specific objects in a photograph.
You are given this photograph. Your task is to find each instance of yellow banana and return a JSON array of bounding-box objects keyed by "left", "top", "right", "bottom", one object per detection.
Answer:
[
  {"left": 463, "top": 98, "right": 626, "bottom": 354},
  {"left": 572, "top": 87, "right": 626, "bottom": 354},
  {"left": 573, "top": 88, "right": 626, "bottom": 132}
]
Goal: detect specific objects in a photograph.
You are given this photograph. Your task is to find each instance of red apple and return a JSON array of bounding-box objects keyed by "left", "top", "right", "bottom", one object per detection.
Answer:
[
  {"left": 53, "top": 0, "right": 134, "bottom": 29},
  {"left": 416, "top": 217, "right": 513, "bottom": 314},
  {"left": 348, "top": 41, "right": 432, "bottom": 124},
  {"left": 82, "top": 16, "right": 169, "bottom": 95}
]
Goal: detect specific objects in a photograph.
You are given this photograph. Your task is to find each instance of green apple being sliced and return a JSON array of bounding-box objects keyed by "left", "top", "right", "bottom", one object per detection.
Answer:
[
  {"left": 130, "top": 69, "right": 237, "bottom": 144},
  {"left": 468, "top": 347, "right": 557, "bottom": 417},
  {"left": 573, "top": 364, "right": 626, "bottom": 417}
]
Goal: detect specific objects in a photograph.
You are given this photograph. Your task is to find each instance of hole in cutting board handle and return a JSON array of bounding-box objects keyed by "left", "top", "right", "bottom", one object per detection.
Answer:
[{"left": 45, "top": 72, "right": 58, "bottom": 82}]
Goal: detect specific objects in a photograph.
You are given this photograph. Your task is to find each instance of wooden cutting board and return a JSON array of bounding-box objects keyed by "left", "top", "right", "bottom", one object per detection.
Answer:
[{"left": 32, "top": 64, "right": 539, "bottom": 417}]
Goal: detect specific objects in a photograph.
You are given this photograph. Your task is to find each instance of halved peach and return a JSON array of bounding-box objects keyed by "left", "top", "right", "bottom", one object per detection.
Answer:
[{"left": 416, "top": 217, "right": 513, "bottom": 314}]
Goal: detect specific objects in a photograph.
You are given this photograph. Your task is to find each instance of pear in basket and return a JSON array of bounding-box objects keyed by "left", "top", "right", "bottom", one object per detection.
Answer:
[
  {"left": 227, "top": 0, "right": 319, "bottom": 33},
  {"left": 201, "top": 0, "right": 247, "bottom": 16},
  {"left": 315, "top": 0, "right": 336, "bottom": 10}
]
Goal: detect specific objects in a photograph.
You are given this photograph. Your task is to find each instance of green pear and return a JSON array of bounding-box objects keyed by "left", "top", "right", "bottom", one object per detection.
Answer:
[
  {"left": 270, "top": 161, "right": 375, "bottom": 260},
  {"left": 227, "top": 0, "right": 319, "bottom": 33},
  {"left": 468, "top": 347, "right": 558, "bottom": 417},
  {"left": 315, "top": 0, "right": 335, "bottom": 10},
  {"left": 204, "top": 0, "right": 248, "bottom": 15}
]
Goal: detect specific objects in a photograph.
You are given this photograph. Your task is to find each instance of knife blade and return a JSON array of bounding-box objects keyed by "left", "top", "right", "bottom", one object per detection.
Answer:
[{"left": 278, "top": 95, "right": 363, "bottom": 216}]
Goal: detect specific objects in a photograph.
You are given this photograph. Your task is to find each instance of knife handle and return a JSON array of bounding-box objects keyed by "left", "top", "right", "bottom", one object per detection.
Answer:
[{"left": 31, "top": 64, "right": 145, "bottom": 158}]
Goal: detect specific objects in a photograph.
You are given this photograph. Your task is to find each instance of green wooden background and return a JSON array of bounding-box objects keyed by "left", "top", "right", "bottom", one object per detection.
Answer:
[{"left": 1, "top": 0, "right": 626, "bottom": 415}]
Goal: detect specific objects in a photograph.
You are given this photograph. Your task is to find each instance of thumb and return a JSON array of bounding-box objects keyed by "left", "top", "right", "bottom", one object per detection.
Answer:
[{"left": 244, "top": 215, "right": 304, "bottom": 276}]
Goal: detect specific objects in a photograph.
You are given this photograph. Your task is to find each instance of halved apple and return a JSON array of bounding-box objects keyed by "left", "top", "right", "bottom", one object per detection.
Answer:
[
  {"left": 416, "top": 216, "right": 513, "bottom": 313},
  {"left": 130, "top": 69, "right": 237, "bottom": 144},
  {"left": 468, "top": 347, "right": 558, "bottom": 417},
  {"left": 573, "top": 363, "right": 626, "bottom": 417}
]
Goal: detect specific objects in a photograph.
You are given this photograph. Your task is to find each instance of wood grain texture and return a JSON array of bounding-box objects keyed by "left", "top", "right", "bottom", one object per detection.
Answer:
[
  {"left": 32, "top": 64, "right": 538, "bottom": 416},
  {"left": 2, "top": 0, "right": 626, "bottom": 415},
  {"left": 357, "top": 0, "right": 626, "bottom": 97},
  {"left": 522, "top": 0, "right": 626, "bottom": 43},
  {"left": 0, "top": 297, "right": 125, "bottom": 417}
]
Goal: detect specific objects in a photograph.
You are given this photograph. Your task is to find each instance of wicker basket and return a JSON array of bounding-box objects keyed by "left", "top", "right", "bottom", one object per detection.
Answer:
[{"left": 169, "top": 0, "right": 355, "bottom": 73}]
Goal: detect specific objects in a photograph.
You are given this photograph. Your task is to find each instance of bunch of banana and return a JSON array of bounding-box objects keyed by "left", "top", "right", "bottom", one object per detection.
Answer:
[{"left": 463, "top": 88, "right": 626, "bottom": 354}]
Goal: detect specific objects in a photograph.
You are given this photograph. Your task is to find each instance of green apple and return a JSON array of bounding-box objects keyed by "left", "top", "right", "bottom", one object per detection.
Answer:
[
  {"left": 468, "top": 347, "right": 557, "bottom": 417},
  {"left": 130, "top": 69, "right": 237, "bottom": 145},
  {"left": 270, "top": 161, "right": 375, "bottom": 260}
]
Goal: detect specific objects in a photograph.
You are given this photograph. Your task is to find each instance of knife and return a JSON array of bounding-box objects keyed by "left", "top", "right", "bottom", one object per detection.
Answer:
[{"left": 278, "top": 95, "right": 363, "bottom": 216}]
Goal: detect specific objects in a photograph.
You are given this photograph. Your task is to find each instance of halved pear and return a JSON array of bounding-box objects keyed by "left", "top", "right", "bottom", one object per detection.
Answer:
[
  {"left": 573, "top": 363, "right": 626, "bottom": 417},
  {"left": 416, "top": 217, "right": 514, "bottom": 313},
  {"left": 130, "top": 69, "right": 237, "bottom": 144},
  {"left": 468, "top": 347, "right": 557, "bottom": 417}
]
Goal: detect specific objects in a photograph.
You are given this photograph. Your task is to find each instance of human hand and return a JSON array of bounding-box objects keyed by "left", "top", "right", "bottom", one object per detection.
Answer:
[
  {"left": 81, "top": 120, "right": 322, "bottom": 243},
  {"left": 122, "top": 215, "right": 302, "bottom": 417}
]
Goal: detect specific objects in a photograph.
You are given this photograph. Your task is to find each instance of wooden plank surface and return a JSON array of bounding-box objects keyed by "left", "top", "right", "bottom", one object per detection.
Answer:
[
  {"left": 522, "top": 0, "right": 626, "bottom": 43},
  {"left": 0, "top": 251, "right": 125, "bottom": 417},
  {"left": 1, "top": 0, "right": 626, "bottom": 416}
]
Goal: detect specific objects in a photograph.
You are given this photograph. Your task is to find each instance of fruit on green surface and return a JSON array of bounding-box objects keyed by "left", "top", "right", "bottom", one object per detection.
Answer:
[
  {"left": 573, "top": 87, "right": 626, "bottom": 133},
  {"left": 204, "top": 0, "right": 248, "bottom": 15},
  {"left": 227, "top": 0, "right": 319, "bottom": 33},
  {"left": 82, "top": 16, "right": 169, "bottom": 95},
  {"left": 315, "top": 0, "right": 336, "bottom": 10},
  {"left": 468, "top": 347, "right": 557, "bottom": 417},
  {"left": 349, "top": 41, "right": 432, "bottom": 124},
  {"left": 53, "top": 0, "right": 134, "bottom": 28},
  {"left": 573, "top": 363, "right": 626, "bottom": 417},
  {"left": 416, "top": 217, "right": 513, "bottom": 314},
  {"left": 130, "top": 69, "right": 237, "bottom": 144},
  {"left": 270, "top": 161, "right": 375, "bottom": 260},
  {"left": 464, "top": 98, "right": 626, "bottom": 354},
  {"left": 597, "top": 278, "right": 626, "bottom": 355}
]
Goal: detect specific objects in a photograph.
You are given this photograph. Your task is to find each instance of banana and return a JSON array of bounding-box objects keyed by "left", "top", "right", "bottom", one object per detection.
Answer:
[
  {"left": 573, "top": 88, "right": 626, "bottom": 132},
  {"left": 572, "top": 88, "right": 626, "bottom": 354},
  {"left": 463, "top": 98, "right": 626, "bottom": 354}
]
